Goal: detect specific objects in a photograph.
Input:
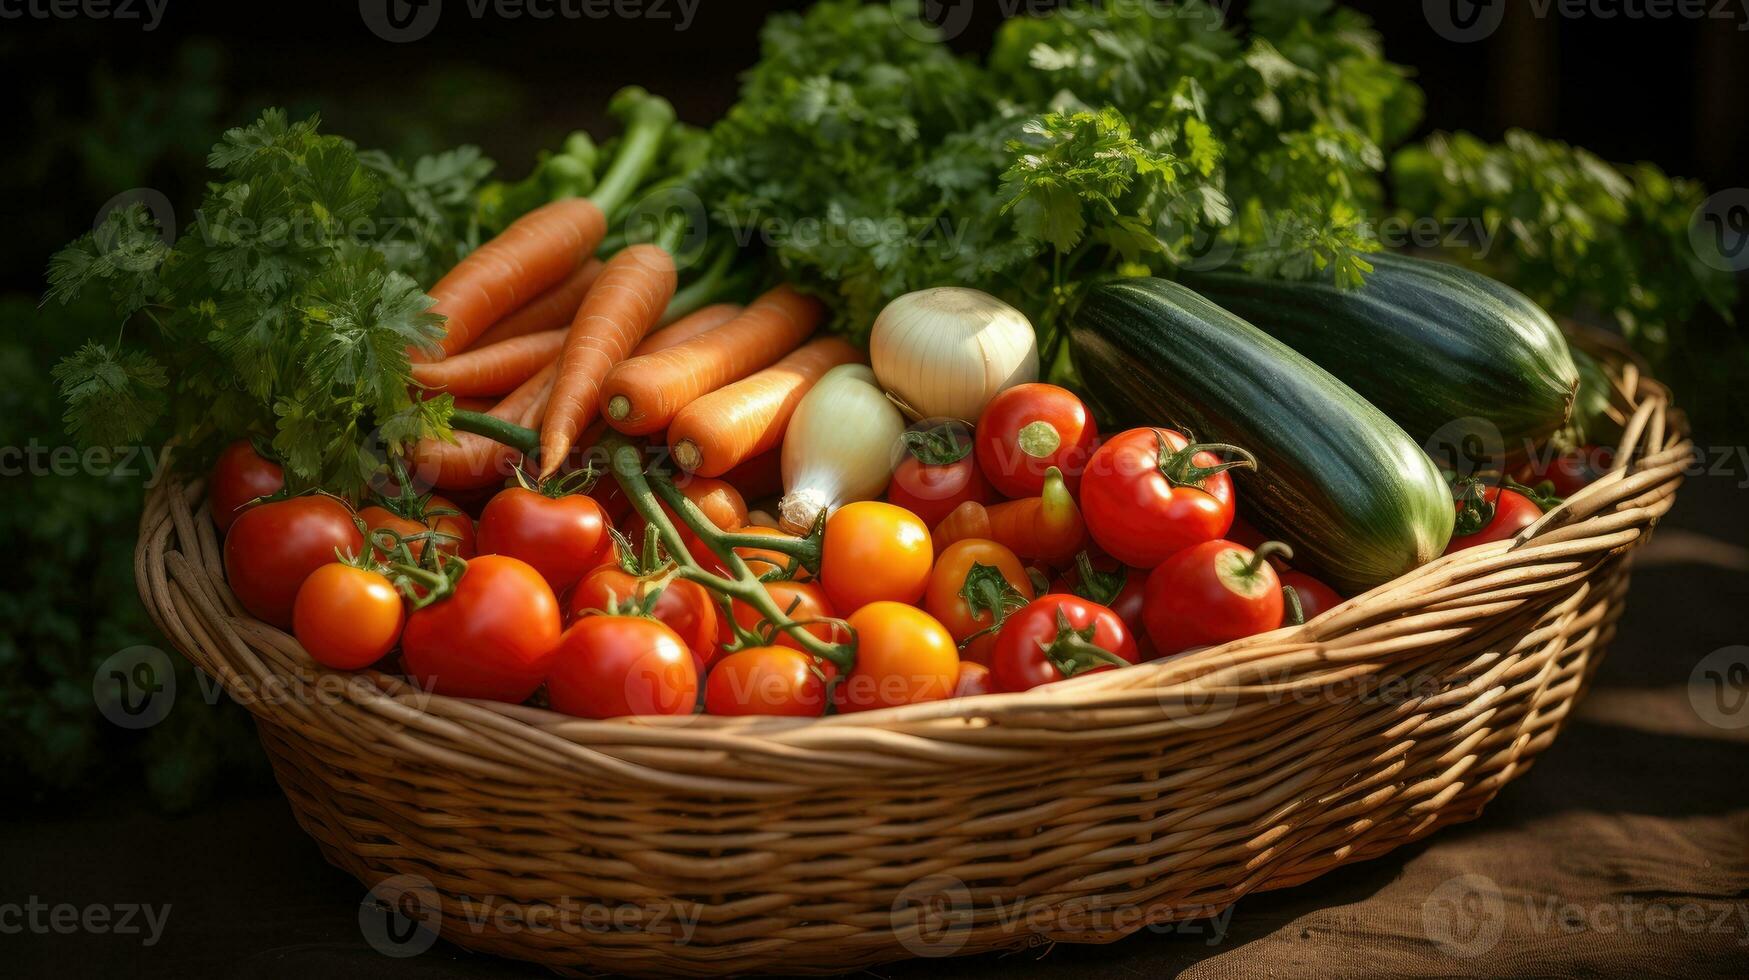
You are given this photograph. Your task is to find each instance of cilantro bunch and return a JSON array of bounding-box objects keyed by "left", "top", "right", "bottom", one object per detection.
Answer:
[
  {"left": 698, "top": 0, "right": 1424, "bottom": 342},
  {"left": 46, "top": 110, "right": 492, "bottom": 495}
]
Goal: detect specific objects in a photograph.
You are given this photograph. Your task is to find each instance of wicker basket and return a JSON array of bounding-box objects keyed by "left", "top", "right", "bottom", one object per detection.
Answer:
[{"left": 134, "top": 338, "right": 1687, "bottom": 976}]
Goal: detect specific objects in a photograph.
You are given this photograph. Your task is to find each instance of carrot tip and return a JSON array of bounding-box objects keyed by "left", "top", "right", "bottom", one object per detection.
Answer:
[
  {"left": 672, "top": 439, "right": 702, "bottom": 473},
  {"left": 606, "top": 394, "right": 632, "bottom": 421}
]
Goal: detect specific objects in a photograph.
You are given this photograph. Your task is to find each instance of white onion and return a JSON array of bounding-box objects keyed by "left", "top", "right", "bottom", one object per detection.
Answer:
[
  {"left": 778, "top": 364, "right": 906, "bottom": 534},
  {"left": 869, "top": 287, "right": 1039, "bottom": 422}
]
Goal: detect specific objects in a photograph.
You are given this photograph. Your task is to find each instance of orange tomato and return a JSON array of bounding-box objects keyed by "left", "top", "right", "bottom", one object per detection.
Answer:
[
  {"left": 924, "top": 538, "right": 1034, "bottom": 664},
  {"left": 292, "top": 563, "right": 405, "bottom": 670},
  {"left": 704, "top": 646, "right": 829, "bottom": 717},
  {"left": 836, "top": 602, "right": 958, "bottom": 713},
  {"left": 820, "top": 501, "right": 933, "bottom": 612}
]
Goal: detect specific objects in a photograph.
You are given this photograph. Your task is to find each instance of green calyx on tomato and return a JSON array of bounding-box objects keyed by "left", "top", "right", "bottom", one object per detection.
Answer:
[
  {"left": 1502, "top": 475, "right": 1563, "bottom": 512},
  {"left": 900, "top": 422, "right": 974, "bottom": 466},
  {"left": 1065, "top": 551, "right": 1125, "bottom": 608},
  {"left": 1038, "top": 607, "right": 1132, "bottom": 678},
  {"left": 1154, "top": 431, "right": 1257, "bottom": 489},
  {"left": 384, "top": 552, "right": 468, "bottom": 611},
  {"left": 955, "top": 562, "right": 1028, "bottom": 647},
  {"left": 1451, "top": 478, "right": 1497, "bottom": 538},
  {"left": 1215, "top": 542, "right": 1293, "bottom": 600}
]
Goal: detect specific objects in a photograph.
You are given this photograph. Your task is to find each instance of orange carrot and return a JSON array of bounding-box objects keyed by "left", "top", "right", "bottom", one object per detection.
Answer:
[
  {"left": 423, "top": 199, "right": 607, "bottom": 359},
  {"left": 599, "top": 285, "right": 824, "bottom": 437},
  {"left": 986, "top": 467, "right": 1086, "bottom": 564},
  {"left": 412, "top": 362, "right": 557, "bottom": 490},
  {"left": 468, "top": 259, "right": 604, "bottom": 350},
  {"left": 932, "top": 501, "right": 993, "bottom": 556},
  {"left": 632, "top": 303, "right": 743, "bottom": 356},
  {"left": 539, "top": 244, "right": 678, "bottom": 476},
  {"left": 411, "top": 330, "right": 567, "bottom": 397},
  {"left": 668, "top": 337, "right": 862, "bottom": 477}
]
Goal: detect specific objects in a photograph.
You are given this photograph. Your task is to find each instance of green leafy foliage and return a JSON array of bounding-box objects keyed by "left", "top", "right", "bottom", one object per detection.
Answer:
[
  {"left": 45, "top": 110, "right": 489, "bottom": 495},
  {"left": 1, "top": 297, "right": 264, "bottom": 812},
  {"left": 698, "top": 0, "right": 1423, "bottom": 341}
]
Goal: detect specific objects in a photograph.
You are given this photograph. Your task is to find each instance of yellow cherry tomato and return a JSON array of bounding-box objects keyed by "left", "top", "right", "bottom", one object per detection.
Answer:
[
  {"left": 836, "top": 602, "right": 958, "bottom": 713},
  {"left": 820, "top": 501, "right": 933, "bottom": 612}
]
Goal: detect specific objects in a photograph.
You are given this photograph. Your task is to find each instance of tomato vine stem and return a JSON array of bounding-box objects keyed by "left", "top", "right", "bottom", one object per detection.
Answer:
[{"left": 606, "top": 438, "right": 853, "bottom": 672}]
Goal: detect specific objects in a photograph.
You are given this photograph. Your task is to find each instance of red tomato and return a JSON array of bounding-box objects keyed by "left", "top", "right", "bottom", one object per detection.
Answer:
[
  {"left": 1079, "top": 428, "right": 1244, "bottom": 568},
  {"left": 223, "top": 496, "right": 364, "bottom": 629},
  {"left": 292, "top": 563, "right": 404, "bottom": 670},
  {"left": 836, "top": 603, "right": 959, "bottom": 713},
  {"left": 990, "top": 595, "right": 1139, "bottom": 692},
  {"left": 1445, "top": 485, "right": 1544, "bottom": 555},
  {"left": 886, "top": 421, "right": 995, "bottom": 529},
  {"left": 358, "top": 494, "right": 476, "bottom": 562},
  {"left": 547, "top": 615, "right": 698, "bottom": 719},
  {"left": 401, "top": 555, "right": 561, "bottom": 703},
  {"left": 975, "top": 383, "right": 1099, "bottom": 498},
  {"left": 952, "top": 661, "right": 993, "bottom": 698},
  {"left": 1052, "top": 554, "right": 1157, "bottom": 661},
  {"left": 1280, "top": 570, "right": 1342, "bottom": 623},
  {"left": 475, "top": 487, "right": 611, "bottom": 593},
  {"left": 1514, "top": 446, "right": 1612, "bottom": 499},
  {"left": 1144, "top": 540, "right": 1285, "bottom": 657},
  {"left": 569, "top": 566, "right": 720, "bottom": 672},
  {"left": 820, "top": 501, "right": 933, "bottom": 612},
  {"left": 923, "top": 538, "right": 1034, "bottom": 665},
  {"left": 704, "top": 646, "right": 828, "bottom": 717},
  {"left": 209, "top": 440, "right": 284, "bottom": 533}
]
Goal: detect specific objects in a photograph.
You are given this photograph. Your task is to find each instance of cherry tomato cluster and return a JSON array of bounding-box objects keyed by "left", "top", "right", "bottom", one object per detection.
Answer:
[{"left": 210, "top": 380, "right": 1385, "bottom": 720}]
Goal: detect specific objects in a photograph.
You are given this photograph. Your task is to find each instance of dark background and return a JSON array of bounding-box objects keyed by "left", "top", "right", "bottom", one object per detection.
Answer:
[
  {"left": 4, "top": 0, "right": 1747, "bottom": 295},
  {"left": 5, "top": 2, "right": 1747, "bottom": 977}
]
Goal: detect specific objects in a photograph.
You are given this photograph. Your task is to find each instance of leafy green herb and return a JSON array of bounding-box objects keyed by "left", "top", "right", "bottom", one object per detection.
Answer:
[
  {"left": 698, "top": 0, "right": 1423, "bottom": 343},
  {"left": 45, "top": 110, "right": 490, "bottom": 495}
]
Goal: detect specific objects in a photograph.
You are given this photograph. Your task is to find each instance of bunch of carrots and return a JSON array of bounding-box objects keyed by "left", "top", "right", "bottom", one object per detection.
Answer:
[{"left": 405, "top": 195, "right": 852, "bottom": 491}]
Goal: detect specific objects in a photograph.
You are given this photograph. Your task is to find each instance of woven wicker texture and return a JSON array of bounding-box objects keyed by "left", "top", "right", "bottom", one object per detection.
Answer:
[{"left": 134, "top": 342, "right": 1686, "bottom": 976}]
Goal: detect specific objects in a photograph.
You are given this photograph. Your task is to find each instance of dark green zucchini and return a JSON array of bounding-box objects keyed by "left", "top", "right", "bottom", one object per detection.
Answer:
[
  {"left": 1071, "top": 277, "right": 1455, "bottom": 594},
  {"left": 1183, "top": 254, "right": 1578, "bottom": 468}
]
